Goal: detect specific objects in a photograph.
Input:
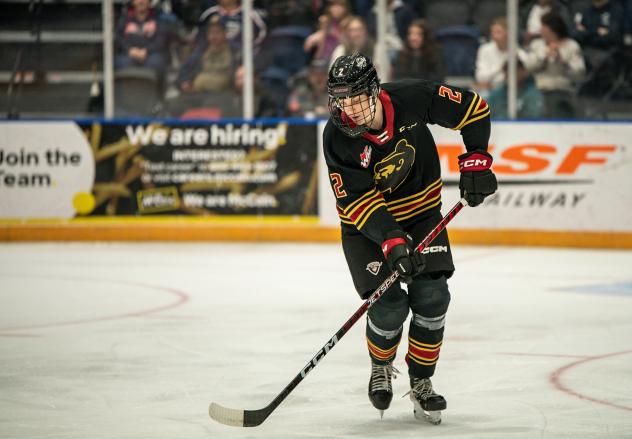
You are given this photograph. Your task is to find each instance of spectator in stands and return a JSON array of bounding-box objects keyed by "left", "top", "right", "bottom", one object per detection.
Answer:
[
  {"left": 572, "top": 0, "right": 624, "bottom": 53},
  {"left": 475, "top": 16, "right": 510, "bottom": 98},
  {"left": 176, "top": 16, "right": 234, "bottom": 93},
  {"left": 287, "top": 59, "right": 330, "bottom": 118},
  {"left": 238, "top": 65, "right": 286, "bottom": 117},
  {"left": 115, "top": 0, "right": 175, "bottom": 75},
  {"left": 523, "top": 12, "right": 585, "bottom": 118},
  {"left": 197, "top": 0, "right": 267, "bottom": 59},
  {"left": 573, "top": 0, "right": 627, "bottom": 97},
  {"left": 349, "top": 0, "right": 373, "bottom": 17},
  {"left": 164, "top": 18, "right": 234, "bottom": 118},
  {"left": 392, "top": 19, "right": 445, "bottom": 82},
  {"left": 524, "top": 0, "right": 571, "bottom": 44},
  {"left": 367, "top": 0, "right": 417, "bottom": 60},
  {"left": 304, "top": 0, "right": 352, "bottom": 62},
  {"left": 487, "top": 59, "right": 544, "bottom": 119},
  {"left": 329, "top": 16, "right": 376, "bottom": 67},
  {"left": 166, "top": 63, "right": 281, "bottom": 118}
]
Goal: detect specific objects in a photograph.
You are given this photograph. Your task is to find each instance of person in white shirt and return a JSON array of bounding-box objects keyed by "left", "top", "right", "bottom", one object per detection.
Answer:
[
  {"left": 475, "top": 17, "right": 510, "bottom": 97},
  {"left": 522, "top": 12, "right": 586, "bottom": 117},
  {"left": 526, "top": 0, "right": 554, "bottom": 40},
  {"left": 329, "top": 16, "right": 376, "bottom": 69},
  {"left": 524, "top": 0, "right": 571, "bottom": 44}
]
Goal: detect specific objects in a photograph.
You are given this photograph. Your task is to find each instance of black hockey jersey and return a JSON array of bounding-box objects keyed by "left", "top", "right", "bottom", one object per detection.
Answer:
[{"left": 323, "top": 78, "right": 491, "bottom": 244}]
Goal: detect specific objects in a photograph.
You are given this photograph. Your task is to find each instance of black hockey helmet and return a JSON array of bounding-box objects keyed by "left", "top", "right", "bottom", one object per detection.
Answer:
[{"left": 327, "top": 52, "right": 381, "bottom": 138}]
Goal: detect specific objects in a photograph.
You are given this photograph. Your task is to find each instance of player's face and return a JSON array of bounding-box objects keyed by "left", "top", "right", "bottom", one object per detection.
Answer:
[{"left": 339, "top": 93, "right": 373, "bottom": 126}]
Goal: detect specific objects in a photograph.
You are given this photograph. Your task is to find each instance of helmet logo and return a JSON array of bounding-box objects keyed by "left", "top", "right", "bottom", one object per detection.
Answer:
[
  {"left": 334, "top": 66, "right": 347, "bottom": 78},
  {"left": 355, "top": 56, "right": 367, "bottom": 68}
]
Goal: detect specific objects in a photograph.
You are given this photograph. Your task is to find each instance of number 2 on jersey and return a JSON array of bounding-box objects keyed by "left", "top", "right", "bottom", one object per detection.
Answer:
[
  {"left": 329, "top": 173, "right": 347, "bottom": 198},
  {"left": 438, "top": 85, "right": 462, "bottom": 104}
]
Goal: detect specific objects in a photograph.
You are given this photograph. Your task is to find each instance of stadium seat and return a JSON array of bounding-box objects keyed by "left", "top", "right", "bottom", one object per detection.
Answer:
[
  {"left": 421, "top": 0, "right": 473, "bottom": 30},
  {"left": 435, "top": 26, "right": 480, "bottom": 77},
  {"left": 114, "top": 67, "right": 161, "bottom": 117},
  {"left": 255, "top": 25, "right": 311, "bottom": 78},
  {"left": 471, "top": 0, "right": 507, "bottom": 37},
  {"left": 180, "top": 107, "right": 222, "bottom": 119}
]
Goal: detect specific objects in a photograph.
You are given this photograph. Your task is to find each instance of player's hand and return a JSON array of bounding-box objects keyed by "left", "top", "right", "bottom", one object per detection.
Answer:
[
  {"left": 458, "top": 150, "right": 498, "bottom": 207},
  {"left": 381, "top": 230, "right": 425, "bottom": 284}
]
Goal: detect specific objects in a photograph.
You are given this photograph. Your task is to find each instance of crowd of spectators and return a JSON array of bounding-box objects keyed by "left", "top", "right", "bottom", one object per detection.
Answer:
[{"left": 111, "top": 0, "right": 632, "bottom": 119}]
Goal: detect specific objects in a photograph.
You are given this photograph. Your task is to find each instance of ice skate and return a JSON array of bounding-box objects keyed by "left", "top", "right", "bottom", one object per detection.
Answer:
[
  {"left": 368, "top": 362, "right": 399, "bottom": 418},
  {"left": 407, "top": 377, "right": 446, "bottom": 425}
]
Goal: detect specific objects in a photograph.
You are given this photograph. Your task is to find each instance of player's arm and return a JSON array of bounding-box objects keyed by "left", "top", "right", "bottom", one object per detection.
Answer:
[
  {"left": 323, "top": 128, "right": 422, "bottom": 282},
  {"left": 323, "top": 139, "right": 398, "bottom": 244},
  {"left": 422, "top": 81, "right": 497, "bottom": 207}
]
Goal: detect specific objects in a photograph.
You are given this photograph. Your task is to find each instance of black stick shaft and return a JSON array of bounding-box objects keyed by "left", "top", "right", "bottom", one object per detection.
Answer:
[{"left": 242, "top": 199, "right": 466, "bottom": 426}]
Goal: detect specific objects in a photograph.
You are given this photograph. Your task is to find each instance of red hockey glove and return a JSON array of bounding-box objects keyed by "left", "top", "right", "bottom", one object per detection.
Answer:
[
  {"left": 458, "top": 150, "right": 498, "bottom": 207},
  {"left": 381, "top": 230, "right": 425, "bottom": 284}
]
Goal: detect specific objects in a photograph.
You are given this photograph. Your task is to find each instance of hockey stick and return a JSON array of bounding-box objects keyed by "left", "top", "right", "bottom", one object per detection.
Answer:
[{"left": 209, "top": 198, "right": 468, "bottom": 427}]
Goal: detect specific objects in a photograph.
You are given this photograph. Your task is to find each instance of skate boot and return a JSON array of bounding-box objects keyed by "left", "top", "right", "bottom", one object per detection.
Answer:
[
  {"left": 368, "top": 362, "right": 399, "bottom": 418},
  {"left": 408, "top": 377, "right": 446, "bottom": 425}
]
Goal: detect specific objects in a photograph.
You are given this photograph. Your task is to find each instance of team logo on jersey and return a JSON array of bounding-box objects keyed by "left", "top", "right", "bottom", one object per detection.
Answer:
[
  {"left": 373, "top": 138, "right": 416, "bottom": 194},
  {"left": 360, "top": 145, "right": 372, "bottom": 168},
  {"left": 366, "top": 261, "right": 382, "bottom": 275}
]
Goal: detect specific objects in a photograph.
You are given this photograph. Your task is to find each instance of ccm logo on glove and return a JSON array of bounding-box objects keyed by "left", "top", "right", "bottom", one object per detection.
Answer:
[{"left": 458, "top": 152, "right": 492, "bottom": 172}]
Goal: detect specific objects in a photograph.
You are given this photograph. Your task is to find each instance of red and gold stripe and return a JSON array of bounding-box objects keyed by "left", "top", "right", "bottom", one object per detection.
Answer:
[
  {"left": 385, "top": 178, "right": 442, "bottom": 222},
  {"left": 337, "top": 188, "right": 387, "bottom": 229},
  {"left": 367, "top": 337, "right": 399, "bottom": 362},
  {"left": 406, "top": 336, "right": 442, "bottom": 366},
  {"left": 453, "top": 92, "right": 490, "bottom": 131}
]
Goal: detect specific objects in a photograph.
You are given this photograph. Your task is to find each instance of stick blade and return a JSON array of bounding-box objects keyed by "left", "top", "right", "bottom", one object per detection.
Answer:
[{"left": 209, "top": 402, "right": 245, "bottom": 427}]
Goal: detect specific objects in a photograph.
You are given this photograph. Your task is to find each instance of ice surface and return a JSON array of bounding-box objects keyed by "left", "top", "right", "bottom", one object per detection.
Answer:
[{"left": 0, "top": 242, "right": 631, "bottom": 438}]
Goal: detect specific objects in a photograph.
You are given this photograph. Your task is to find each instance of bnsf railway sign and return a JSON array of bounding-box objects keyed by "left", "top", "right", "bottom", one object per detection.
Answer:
[{"left": 439, "top": 144, "right": 616, "bottom": 176}]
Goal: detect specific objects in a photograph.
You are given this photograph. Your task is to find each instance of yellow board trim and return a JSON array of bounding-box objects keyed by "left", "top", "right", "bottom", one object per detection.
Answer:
[
  {"left": 1, "top": 223, "right": 631, "bottom": 248},
  {"left": 0, "top": 215, "right": 320, "bottom": 225}
]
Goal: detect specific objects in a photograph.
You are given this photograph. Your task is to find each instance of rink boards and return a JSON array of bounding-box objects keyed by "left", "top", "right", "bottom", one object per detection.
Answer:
[{"left": 1, "top": 119, "right": 631, "bottom": 248}]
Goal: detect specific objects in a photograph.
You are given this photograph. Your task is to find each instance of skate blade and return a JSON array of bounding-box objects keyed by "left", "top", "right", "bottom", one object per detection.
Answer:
[{"left": 412, "top": 400, "right": 442, "bottom": 425}]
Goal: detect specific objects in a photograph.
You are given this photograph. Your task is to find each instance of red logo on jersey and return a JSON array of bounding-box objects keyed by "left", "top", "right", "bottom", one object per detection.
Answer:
[{"left": 360, "top": 145, "right": 372, "bottom": 168}]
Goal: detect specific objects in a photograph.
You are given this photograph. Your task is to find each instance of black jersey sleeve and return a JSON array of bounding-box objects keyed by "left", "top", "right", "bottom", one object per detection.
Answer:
[
  {"left": 408, "top": 79, "right": 491, "bottom": 152},
  {"left": 323, "top": 123, "right": 402, "bottom": 245}
]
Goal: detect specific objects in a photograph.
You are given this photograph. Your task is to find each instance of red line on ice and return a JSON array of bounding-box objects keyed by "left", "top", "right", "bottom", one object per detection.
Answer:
[
  {"left": 0, "top": 274, "right": 189, "bottom": 332},
  {"left": 549, "top": 350, "right": 632, "bottom": 412}
]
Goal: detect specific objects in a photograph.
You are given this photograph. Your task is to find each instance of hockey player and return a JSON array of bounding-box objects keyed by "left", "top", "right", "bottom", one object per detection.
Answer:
[{"left": 323, "top": 53, "right": 497, "bottom": 424}]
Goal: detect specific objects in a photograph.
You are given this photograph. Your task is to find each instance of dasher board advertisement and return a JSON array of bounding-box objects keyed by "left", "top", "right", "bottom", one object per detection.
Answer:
[
  {"left": 318, "top": 122, "right": 632, "bottom": 232},
  {"left": 0, "top": 122, "right": 95, "bottom": 218},
  {"left": 0, "top": 121, "right": 319, "bottom": 219}
]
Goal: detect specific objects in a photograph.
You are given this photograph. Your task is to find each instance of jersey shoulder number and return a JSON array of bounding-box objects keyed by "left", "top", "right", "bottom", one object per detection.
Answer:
[
  {"left": 329, "top": 172, "right": 347, "bottom": 198},
  {"left": 438, "top": 85, "right": 462, "bottom": 104}
]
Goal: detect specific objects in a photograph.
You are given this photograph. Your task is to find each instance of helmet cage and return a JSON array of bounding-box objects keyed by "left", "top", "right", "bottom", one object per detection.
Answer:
[{"left": 327, "top": 54, "right": 381, "bottom": 138}]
